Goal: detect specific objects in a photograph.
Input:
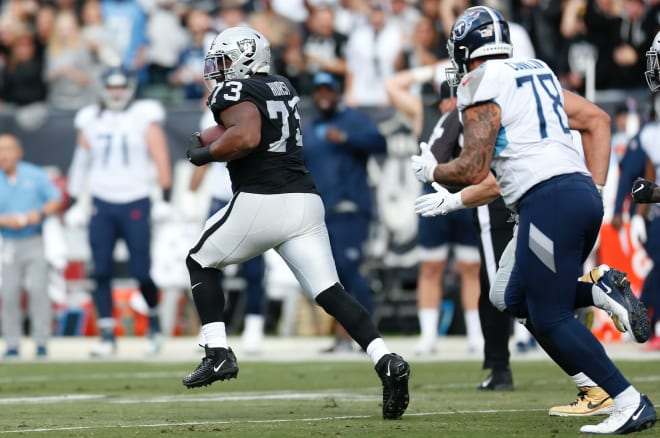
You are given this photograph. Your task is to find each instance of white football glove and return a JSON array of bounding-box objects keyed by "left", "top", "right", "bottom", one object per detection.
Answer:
[
  {"left": 414, "top": 182, "right": 464, "bottom": 217},
  {"left": 151, "top": 200, "right": 174, "bottom": 224},
  {"left": 630, "top": 214, "right": 647, "bottom": 245},
  {"left": 410, "top": 142, "right": 437, "bottom": 183},
  {"left": 63, "top": 201, "right": 89, "bottom": 228}
]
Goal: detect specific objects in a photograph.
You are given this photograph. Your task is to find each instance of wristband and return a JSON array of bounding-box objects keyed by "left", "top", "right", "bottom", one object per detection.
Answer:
[
  {"left": 188, "top": 145, "right": 213, "bottom": 166},
  {"left": 595, "top": 184, "right": 604, "bottom": 196},
  {"left": 446, "top": 191, "right": 466, "bottom": 213},
  {"left": 162, "top": 187, "right": 172, "bottom": 202}
]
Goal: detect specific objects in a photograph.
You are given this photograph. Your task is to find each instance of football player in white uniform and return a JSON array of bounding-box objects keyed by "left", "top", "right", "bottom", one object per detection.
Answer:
[
  {"left": 412, "top": 6, "right": 655, "bottom": 435},
  {"left": 67, "top": 66, "right": 172, "bottom": 357}
]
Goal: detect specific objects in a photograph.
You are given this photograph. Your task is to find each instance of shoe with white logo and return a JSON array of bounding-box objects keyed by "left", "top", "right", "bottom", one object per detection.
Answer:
[
  {"left": 592, "top": 269, "right": 651, "bottom": 343},
  {"left": 375, "top": 353, "right": 410, "bottom": 420},
  {"left": 549, "top": 386, "right": 614, "bottom": 416},
  {"left": 580, "top": 393, "right": 656, "bottom": 434},
  {"left": 182, "top": 345, "right": 238, "bottom": 388},
  {"left": 477, "top": 368, "right": 513, "bottom": 391}
]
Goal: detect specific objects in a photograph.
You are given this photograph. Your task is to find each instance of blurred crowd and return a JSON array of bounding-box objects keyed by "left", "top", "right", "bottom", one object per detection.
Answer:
[{"left": 0, "top": 0, "right": 658, "bottom": 112}]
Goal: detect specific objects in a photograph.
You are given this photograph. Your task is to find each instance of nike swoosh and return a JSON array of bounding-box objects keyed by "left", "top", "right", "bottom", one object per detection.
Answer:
[
  {"left": 192, "top": 282, "right": 202, "bottom": 290},
  {"left": 213, "top": 360, "right": 226, "bottom": 373},
  {"left": 632, "top": 404, "right": 646, "bottom": 421},
  {"left": 385, "top": 361, "right": 391, "bottom": 377},
  {"left": 587, "top": 398, "right": 610, "bottom": 409},
  {"left": 632, "top": 185, "right": 644, "bottom": 194},
  {"left": 599, "top": 283, "right": 612, "bottom": 295}
]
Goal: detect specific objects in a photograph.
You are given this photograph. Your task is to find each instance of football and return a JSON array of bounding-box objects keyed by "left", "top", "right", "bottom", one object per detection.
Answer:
[{"left": 199, "top": 124, "right": 226, "bottom": 146}]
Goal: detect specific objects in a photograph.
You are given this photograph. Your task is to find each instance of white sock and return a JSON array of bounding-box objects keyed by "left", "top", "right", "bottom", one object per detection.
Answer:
[
  {"left": 614, "top": 386, "right": 641, "bottom": 409},
  {"left": 513, "top": 321, "right": 531, "bottom": 343},
  {"left": 366, "top": 338, "right": 390, "bottom": 365},
  {"left": 464, "top": 309, "right": 483, "bottom": 345},
  {"left": 418, "top": 308, "right": 439, "bottom": 340},
  {"left": 243, "top": 314, "right": 265, "bottom": 336},
  {"left": 571, "top": 372, "right": 597, "bottom": 387},
  {"left": 202, "top": 322, "right": 228, "bottom": 348}
]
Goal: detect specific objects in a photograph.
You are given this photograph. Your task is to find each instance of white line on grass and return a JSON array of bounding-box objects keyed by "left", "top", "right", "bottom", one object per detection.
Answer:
[
  {"left": 0, "top": 394, "right": 107, "bottom": 404},
  {"left": 0, "top": 408, "right": 552, "bottom": 434}
]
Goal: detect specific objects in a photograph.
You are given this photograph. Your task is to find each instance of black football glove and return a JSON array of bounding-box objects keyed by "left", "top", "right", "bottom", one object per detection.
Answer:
[
  {"left": 186, "top": 132, "right": 213, "bottom": 166},
  {"left": 631, "top": 177, "right": 658, "bottom": 203}
]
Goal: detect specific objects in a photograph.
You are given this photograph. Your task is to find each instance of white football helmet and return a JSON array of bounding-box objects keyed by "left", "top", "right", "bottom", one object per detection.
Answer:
[
  {"left": 204, "top": 27, "right": 271, "bottom": 90},
  {"left": 645, "top": 31, "right": 660, "bottom": 92},
  {"left": 99, "top": 67, "right": 136, "bottom": 111}
]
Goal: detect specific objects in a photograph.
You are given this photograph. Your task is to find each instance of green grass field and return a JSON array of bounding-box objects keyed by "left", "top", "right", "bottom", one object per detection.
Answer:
[{"left": 1, "top": 359, "right": 659, "bottom": 437}]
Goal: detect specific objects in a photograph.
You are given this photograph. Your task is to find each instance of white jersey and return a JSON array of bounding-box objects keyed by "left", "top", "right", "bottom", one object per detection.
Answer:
[
  {"left": 74, "top": 100, "right": 164, "bottom": 203},
  {"left": 457, "top": 58, "right": 590, "bottom": 210}
]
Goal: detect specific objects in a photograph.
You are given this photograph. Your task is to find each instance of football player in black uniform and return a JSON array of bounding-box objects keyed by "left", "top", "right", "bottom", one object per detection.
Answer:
[{"left": 182, "top": 27, "right": 410, "bottom": 420}]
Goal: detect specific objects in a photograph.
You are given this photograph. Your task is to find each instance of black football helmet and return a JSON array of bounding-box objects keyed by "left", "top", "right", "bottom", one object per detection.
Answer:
[{"left": 446, "top": 6, "right": 513, "bottom": 86}]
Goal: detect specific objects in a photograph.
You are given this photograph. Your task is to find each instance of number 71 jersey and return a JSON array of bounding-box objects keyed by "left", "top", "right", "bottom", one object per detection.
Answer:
[
  {"left": 74, "top": 100, "right": 165, "bottom": 203},
  {"left": 456, "top": 58, "right": 589, "bottom": 210},
  {"left": 207, "top": 74, "right": 317, "bottom": 195}
]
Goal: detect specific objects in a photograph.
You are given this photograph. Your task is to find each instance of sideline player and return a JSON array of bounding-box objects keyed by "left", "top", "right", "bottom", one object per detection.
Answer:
[
  {"left": 182, "top": 27, "right": 410, "bottom": 420},
  {"left": 412, "top": 6, "right": 655, "bottom": 434},
  {"left": 67, "top": 66, "right": 172, "bottom": 357}
]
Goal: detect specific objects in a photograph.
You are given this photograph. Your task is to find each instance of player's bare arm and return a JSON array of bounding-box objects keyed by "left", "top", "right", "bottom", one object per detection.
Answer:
[
  {"left": 461, "top": 171, "right": 501, "bottom": 208},
  {"left": 146, "top": 124, "right": 172, "bottom": 191},
  {"left": 563, "top": 90, "right": 610, "bottom": 186},
  {"left": 209, "top": 101, "right": 262, "bottom": 161},
  {"left": 432, "top": 101, "right": 498, "bottom": 186}
]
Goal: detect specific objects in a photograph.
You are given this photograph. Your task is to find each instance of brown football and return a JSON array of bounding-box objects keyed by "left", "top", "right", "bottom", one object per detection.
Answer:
[{"left": 199, "top": 124, "right": 226, "bottom": 146}]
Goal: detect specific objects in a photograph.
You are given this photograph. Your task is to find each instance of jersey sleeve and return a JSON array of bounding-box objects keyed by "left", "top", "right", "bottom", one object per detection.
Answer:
[
  {"left": 457, "top": 62, "right": 507, "bottom": 110},
  {"left": 73, "top": 105, "right": 97, "bottom": 131},
  {"left": 208, "top": 79, "right": 260, "bottom": 115}
]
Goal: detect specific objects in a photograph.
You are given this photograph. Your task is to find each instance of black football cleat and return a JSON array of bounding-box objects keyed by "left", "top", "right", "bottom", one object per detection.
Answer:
[
  {"left": 375, "top": 353, "right": 410, "bottom": 420},
  {"left": 477, "top": 368, "right": 514, "bottom": 391},
  {"left": 182, "top": 345, "right": 239, "bottom": 388}
]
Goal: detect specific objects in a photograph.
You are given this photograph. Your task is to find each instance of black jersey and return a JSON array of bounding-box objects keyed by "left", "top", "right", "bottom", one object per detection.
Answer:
[{"left": 207, "top": 74, "right": 318, "bottom": 195}]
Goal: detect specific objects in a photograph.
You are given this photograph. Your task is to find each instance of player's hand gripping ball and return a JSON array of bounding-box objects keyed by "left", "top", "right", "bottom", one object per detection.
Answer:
[
  {"left": 187, "top": 125, "right": 225, "bottom": 166},
  {"left": 199, "top": 124, "right": 226, "bottom": 146}
]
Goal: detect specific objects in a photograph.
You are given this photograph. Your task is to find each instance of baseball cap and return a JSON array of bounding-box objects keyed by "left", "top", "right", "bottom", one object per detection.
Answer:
[{"left": 312, "top": 71, "right": 340, "bottom": 91}]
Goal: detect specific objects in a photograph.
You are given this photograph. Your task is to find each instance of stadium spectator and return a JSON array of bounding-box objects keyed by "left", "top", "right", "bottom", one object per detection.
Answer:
[
  {"left": 344, "top": 1, "right": 402, "bottom": 120},
  {"left": 80, "top": 0, "right": 120, "bottom": 67},
  {"left": 169, "top": 7, "right": 215, "bottom": 101},
  {"left": 143, "top": 0, "right": 189, "bottom": 99},
  {"left": 44, "top": 10, "right": 96, "bottom": 110},
  {"left": 0, "top": 28, "right": 47, "bottom": 109},
  {"left": 101, "top": 0, "right": 149, "bottom": 87},
  {"left": 0, "top": 133, "right": 62, "bottom": 359},
  {"left": 300, "top": 4, "right": 348, "bottom": 94},
  {"left": 248, "top": 0, "right": 303, "bottom": 83}
]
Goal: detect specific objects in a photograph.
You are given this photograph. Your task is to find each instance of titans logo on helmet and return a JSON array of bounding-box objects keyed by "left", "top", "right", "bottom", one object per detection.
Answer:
[{"left": 452, "top": 10, "right": 482, "bottom": 40}]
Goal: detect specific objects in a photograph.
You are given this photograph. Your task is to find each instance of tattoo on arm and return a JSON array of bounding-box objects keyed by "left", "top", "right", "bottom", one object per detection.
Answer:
[{"left": 435, "top": 102, "right": 499, "bottom": 186}]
